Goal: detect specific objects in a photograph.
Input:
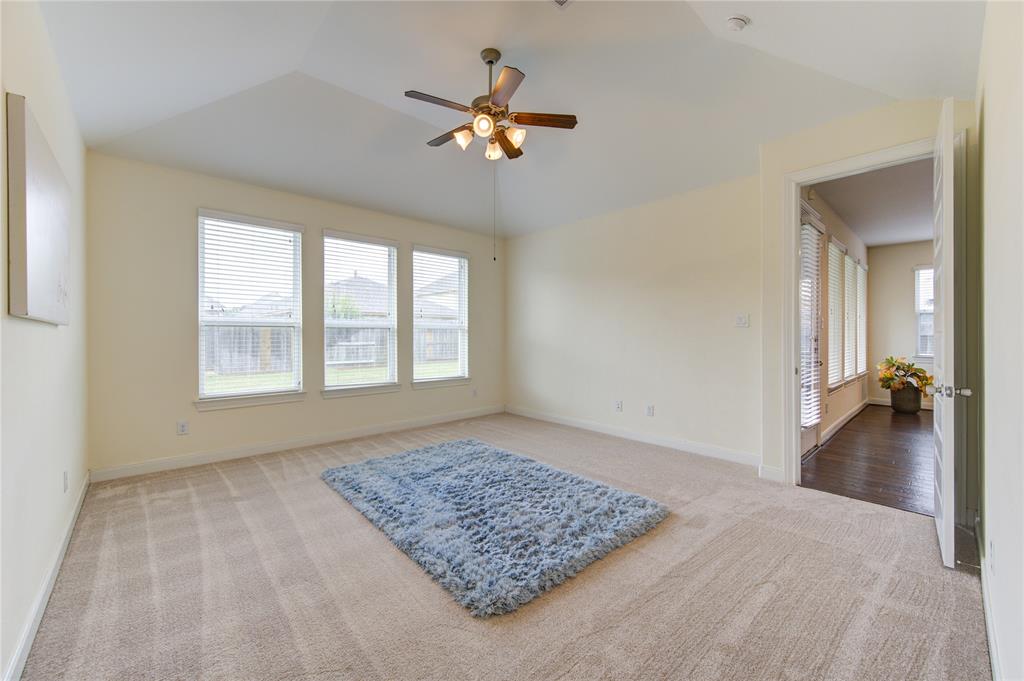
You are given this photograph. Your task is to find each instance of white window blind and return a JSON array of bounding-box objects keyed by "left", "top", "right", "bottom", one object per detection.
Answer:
[
  {"left": 827, "top": 242, "right": 844, "bottom": 387},
  {"left": 413, "top": 249, "right": 468, "bottom": 381},
  {"left": 198, "top": 212, "right": 302, "bottom": 398},
  {"left": 856, "top": 265, "right": 867, "bottom": 374},
  {"left": 799, "top": 224, "right": 823, "bottom": 427},
  {"left": 323, "top": 233, "right": 397, "bottom": 389},
  {"left": 915, "top": 267, "right": 935, "bottom": 356},
  {"left": 843, "top": 254, "right": 857, "bottom": 380}
]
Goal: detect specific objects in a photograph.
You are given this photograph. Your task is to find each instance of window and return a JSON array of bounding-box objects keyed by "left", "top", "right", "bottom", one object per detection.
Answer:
[
  {"left": 323, "top": 233, "right": 397, "bottom": 389},
  {"left": 199, "top": 212, "right": 302, "bottom": 398},
  {"left": 413, "top": 248, "right": 468, "bottom": 381},
  {"left": 827, "top": 241, "right": 868, "bottom": 386},
  {"left": 827, "top": 242, "right": 844, "bottom": 387},
  {"left": 856, "top": 264, "right": 867, "bottom": 374},
  {"left": 799, "top": 224, "right": 823, "bottom": 427},
  {"left": 915, "top": 267, "right": 935, "bottom": 356},
  {"left": 843, "top": 254, "right": 857, "bottom": 380}
]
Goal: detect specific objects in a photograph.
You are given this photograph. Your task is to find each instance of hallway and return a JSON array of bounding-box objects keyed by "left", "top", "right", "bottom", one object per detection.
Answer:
[{"left": 801, "top": 405, "right": 933, "bottom": 516}]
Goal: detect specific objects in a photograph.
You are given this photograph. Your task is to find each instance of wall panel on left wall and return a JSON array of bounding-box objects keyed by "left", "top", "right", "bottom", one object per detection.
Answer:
[{"left": 1, "top": 2, "right": 89, "bottom": 679}]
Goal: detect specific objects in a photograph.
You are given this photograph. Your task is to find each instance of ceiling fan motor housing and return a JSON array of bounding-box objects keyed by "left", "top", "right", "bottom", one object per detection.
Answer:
[{"left": 480, "top": 48, "right": 501, "bottom": 66}]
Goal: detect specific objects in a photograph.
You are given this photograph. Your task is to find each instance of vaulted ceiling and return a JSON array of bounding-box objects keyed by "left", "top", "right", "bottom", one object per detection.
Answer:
[{"left": 40, "top": 1, "right": 984, "bottom": 235}]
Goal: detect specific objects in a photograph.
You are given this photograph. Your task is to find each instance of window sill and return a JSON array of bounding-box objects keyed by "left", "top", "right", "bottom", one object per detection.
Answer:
[
  {"left": 322, "top": 383, "right": 400, "bottom": 399},
  {"left": 194, "top": 390, "right": 306, "bottom": 412},
  {"left": 827, "top": 374, "right": 867, "bottom": 394},
  {"left": 411, "top": 377, "right": 470, "bottom": 390}
]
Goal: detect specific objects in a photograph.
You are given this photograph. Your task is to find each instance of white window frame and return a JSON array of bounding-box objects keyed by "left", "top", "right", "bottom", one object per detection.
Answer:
[
  {"left": 412, "top": 245, "right": 469, "bottom": 385},
  {"left": 197, "top": 209, "right": 304, "bottom": 403},
  {"left": 826, "top": 239, "right": 846, "bottom": 388},
  {"left": 827, "top": 238, "right": 868, "bottom": 389},
  {"left": 914, "top": 265, "right": 935, "bottom": 358},
  {"left": 322, "top": 229, "right": 399, "bottom": 394}
]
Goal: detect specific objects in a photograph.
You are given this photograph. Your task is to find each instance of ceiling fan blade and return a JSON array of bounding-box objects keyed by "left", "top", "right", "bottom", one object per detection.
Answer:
[
  {"left": 494, "top": 128, "right": 523, "bottom": 159},
  {"left": 427, "top": 124, "right": 472, "bottom": 147},
  {"left": 490, "top": 66, "right": 525, "bottom": 108},
  {"left": 405, "top": 90, "right": 473, "bottom": 114},
  {"left": 510, "top": 112, "right": 578, "bottom": 129}
]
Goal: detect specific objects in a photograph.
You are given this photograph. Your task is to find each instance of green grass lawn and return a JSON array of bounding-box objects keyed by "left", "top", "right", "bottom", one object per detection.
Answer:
[{"left": 203, "top": 359, "right": 463, "bottom": 395}]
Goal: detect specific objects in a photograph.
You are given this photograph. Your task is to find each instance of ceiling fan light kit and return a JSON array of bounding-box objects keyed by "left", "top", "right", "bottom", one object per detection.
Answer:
[{"left": 406, "top": 47, "right": 577, "bottom": 161}]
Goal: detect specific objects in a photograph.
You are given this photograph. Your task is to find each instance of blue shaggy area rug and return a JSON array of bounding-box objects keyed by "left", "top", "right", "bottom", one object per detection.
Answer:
[{"left": 321, "top": 438, "right": 668, "bottom": 617}]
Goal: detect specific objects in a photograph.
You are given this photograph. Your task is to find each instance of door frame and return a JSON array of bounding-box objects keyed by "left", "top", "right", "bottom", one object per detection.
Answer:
[{"left": 782, "top": 137, "right": 935, "bottom": 486}]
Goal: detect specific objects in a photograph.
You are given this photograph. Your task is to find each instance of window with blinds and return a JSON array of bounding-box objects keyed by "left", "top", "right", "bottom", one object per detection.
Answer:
[
  {"left": 827, "top": 242, "right": 844, "bottom": 387},
  {"left": 843, "top": 254, "right": 858, "bottom": 380},
  {"left": 413, "top": 248, "right": 468, "bottom": 381},
  {"left": 799, "top": 224, "right": 823, "bottom": 428},
  {"left": 198, "top": 212, "right": 302, "bottom": 398},
  {"left": 856, "top": 265, "right": 867, "bottom": 374},
  {"left": 323, "top": 233, "right": 397, "bottom": 389},
  {"left": 915, "top": 267, "right": 935, "bottom": 356}
]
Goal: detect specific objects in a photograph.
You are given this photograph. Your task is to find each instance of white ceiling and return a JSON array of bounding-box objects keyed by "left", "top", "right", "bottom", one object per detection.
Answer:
[
  {"left": 812, "top": 158, "right": 934, "bottom": 247},
  {"left": 40, "top": 2, "right": 984, "bottom": 236},
  {"left": 691, "top": 1, "right": 985, "bottom": 101}
]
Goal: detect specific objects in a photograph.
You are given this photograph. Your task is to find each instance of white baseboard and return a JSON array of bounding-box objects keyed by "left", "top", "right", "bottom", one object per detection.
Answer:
[
  {"left": 90, "top": 405, "right": 505, "bottom": 482},
  {"left": 758, "top": 464, "right": 786, "bottom": 482},
  {"left": 980, "top": 555, "right": 1004, "bottom": 681},
  {"left": 820, "top": 399, "right": 870, "bottom": 442},
  {"left": 868, "top": 396, "right": 933, "bottom": 411},
  {"left": 3, "top": 473, "right": 90, "bottom": 681},
  {"left": 505, "top": 405, "right": 759, "bottom": 469}
]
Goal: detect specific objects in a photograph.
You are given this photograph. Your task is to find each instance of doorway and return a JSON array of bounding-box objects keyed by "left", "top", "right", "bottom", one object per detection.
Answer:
[
  {"left": 783, "top": 101, "right": 979, "bottom": 569},
  {"left": 798, "top": 159, "right": 937, "bottom": 517}
]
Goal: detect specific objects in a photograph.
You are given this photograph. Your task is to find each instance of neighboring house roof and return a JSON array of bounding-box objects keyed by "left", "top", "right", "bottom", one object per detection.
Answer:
[
  {"left": 415, "top": 271, "right": 458, "bottom": 298},
  {"left": 327, "top": 274, "right": 454, "bottom": 318}
]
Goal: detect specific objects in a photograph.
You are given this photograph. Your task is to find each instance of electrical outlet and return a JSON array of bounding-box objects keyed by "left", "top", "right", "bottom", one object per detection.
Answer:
[
  {"left": 471, "top": 388, "right": 478, "bottom": 398},
  {"left": 735, "top": 313, "right": 750, "bottom": 328},
  {"left": 646, "top": 405, "right": 655, "bottom": 417},
  {"left": 176, "top": 421, "right": 189, "bottom": 436},
  {"left": 614, "top": 400, "right": 623, "bottom": 412},
  {"left": 63, "top": 470, "right": 68, "bottom": 494}
]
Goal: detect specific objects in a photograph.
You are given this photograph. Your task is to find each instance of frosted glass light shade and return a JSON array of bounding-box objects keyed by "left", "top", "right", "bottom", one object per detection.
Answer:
[
  {"left": 507, "top": 126, "right": 526, "bottom": 149},
  {"left": 453, "top": 129, "right": 473, "bottom": 150},
  {"left": 484, "top": 139, "right": 502, "bottom": 160},
  {"left": 473, "top": 113, "right": 495, "bottom": 137}
]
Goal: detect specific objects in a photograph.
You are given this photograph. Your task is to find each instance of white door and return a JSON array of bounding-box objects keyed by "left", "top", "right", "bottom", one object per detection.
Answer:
[{"left": 931, "top": 98, "right": 958, "bottom": 568}]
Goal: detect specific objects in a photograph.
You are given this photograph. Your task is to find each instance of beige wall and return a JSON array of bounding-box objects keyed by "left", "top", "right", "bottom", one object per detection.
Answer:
[
  {"left": 506, "top": 175, "right": 761, "bottom": 464},
  {"left": 801, "top": 188, "right": 869, "bottom": 437},
  {"left": 975, "top": 1, "right": 1024, "bottom": 677},
  {"left": 86, "top": 153, "right": 505, "bottom": 475},
  {"left": 866, "top": 241, "right": 934, "bottom": 406},
  {"left": 759, "top": 98, "right": 978, "bottom": 477},
  {"left": 0, "top": 2, "right": 88, "bottom": 677}
]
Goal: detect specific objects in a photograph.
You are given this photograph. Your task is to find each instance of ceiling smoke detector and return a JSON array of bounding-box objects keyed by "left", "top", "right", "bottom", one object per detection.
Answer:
[{"left": 727, "top": 15, "right": 751, "bottom": 31}]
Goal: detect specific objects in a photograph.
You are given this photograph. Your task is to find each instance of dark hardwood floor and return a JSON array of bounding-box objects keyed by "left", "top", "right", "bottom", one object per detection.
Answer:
[{"left": 801, "top": 405, "right": 934, "bottom": 516}]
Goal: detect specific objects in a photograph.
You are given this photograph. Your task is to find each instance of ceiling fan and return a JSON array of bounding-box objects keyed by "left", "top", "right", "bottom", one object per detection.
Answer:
[{"left": 405, "top": 48, "right": 578, "bottom": 161}]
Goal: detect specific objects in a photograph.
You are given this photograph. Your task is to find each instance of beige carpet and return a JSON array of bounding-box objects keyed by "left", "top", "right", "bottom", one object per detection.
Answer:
[{"left": 23, "top": 414, "right": 990, "bottom": 680}]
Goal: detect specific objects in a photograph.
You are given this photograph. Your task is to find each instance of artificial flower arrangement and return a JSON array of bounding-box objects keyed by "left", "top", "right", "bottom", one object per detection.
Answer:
[
  {"left": 877, "top": 356, "right": 935, "bottom": 414},
  {"left": 877, "top": 356, "right": 934, "bottom": 393}
]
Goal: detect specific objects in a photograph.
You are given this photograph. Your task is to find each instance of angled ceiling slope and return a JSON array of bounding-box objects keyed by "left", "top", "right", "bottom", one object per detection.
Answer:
[{"left": 41, "top": 1, "right": 982, "bottom": 236}]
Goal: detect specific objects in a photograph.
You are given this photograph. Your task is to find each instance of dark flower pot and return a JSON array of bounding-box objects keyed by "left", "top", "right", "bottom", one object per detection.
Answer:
[{"left": 891, "top": 385, "right": 922, "bottom": 414}]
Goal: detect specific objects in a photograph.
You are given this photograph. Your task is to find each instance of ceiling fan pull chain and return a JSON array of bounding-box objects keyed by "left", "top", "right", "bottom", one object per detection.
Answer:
[{"left": 492, "top": 163, "right": 497, "bottom": 262}]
